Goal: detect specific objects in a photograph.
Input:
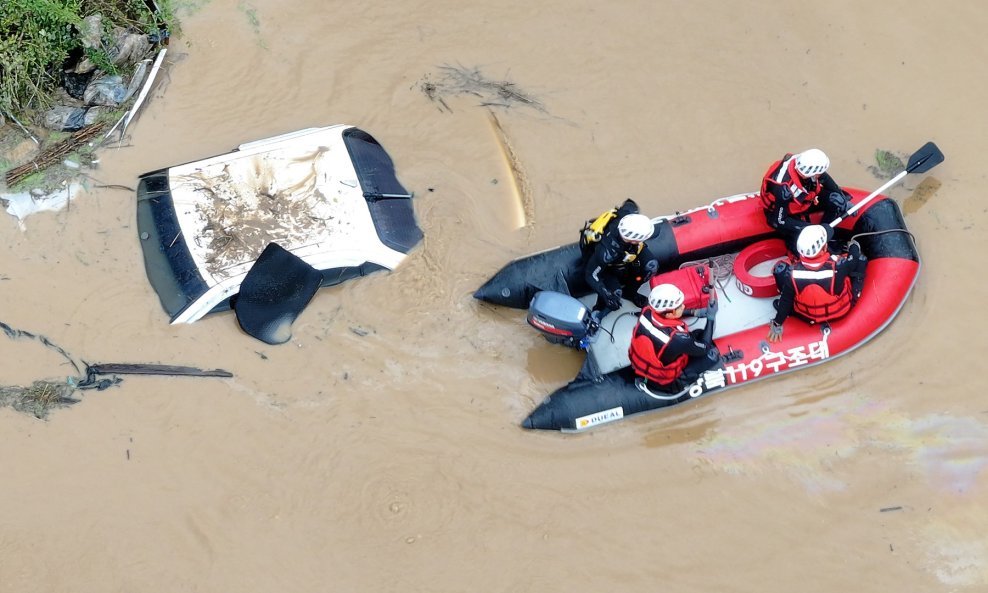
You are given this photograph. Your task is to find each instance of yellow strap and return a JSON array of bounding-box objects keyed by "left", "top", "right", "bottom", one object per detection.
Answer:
[{"left": 583, "top": 209, "right": 617, "bottom": 243}]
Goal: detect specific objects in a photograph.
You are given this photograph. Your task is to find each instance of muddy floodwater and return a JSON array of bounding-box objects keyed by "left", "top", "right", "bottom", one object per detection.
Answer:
[{"left": 2, "top": 1, "right": 987, "bottom": 591}]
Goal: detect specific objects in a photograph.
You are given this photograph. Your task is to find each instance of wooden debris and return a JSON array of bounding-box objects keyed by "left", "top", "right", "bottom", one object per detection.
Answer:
[
  {"left": 4, "top": 122, "right": 106, "bottom": 187},
  {"left": 488, "top": 111, "right": 534, "bottom": 229},
  {"left": 85, "top": 363, "right": 234, "bottom": 379}
]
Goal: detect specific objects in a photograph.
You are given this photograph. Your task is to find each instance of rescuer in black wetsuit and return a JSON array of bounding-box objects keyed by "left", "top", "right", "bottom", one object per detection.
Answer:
[{"left": 580, "top": 200, "right": 659, "bottom": 315}]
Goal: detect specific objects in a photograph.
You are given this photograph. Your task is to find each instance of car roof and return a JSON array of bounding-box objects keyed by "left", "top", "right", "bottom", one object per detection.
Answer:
[{"left": 166, "top": 125, "right": 386, "bottom": 283}]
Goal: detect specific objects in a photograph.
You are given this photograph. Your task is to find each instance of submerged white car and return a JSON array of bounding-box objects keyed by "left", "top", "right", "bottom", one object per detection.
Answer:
[{"left": 136, "top": 125, "right": 422, "bottom": 341}]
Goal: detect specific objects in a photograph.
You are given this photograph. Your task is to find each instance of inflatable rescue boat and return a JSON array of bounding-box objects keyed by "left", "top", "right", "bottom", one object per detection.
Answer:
[{"left": 475, "top": 184, "right": 925, "bottom": 432}]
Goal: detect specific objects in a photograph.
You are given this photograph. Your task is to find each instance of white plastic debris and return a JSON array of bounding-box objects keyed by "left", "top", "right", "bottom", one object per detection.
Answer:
[{"left": 2, "top": 183, "right": 83, "bottom": 229}]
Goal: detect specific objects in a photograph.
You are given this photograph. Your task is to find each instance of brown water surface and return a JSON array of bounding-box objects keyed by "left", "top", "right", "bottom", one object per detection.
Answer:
[{"left": 3, "top": 1, "right": 987, "bottom": 591}]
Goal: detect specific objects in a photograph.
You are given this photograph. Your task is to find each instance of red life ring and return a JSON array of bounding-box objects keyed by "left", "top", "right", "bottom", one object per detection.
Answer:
[{"left": 734, "top": 239, "right": 788, "bottom": 298}]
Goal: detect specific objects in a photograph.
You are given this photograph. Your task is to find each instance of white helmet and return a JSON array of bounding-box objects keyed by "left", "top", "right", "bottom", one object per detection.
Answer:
[
  {"left": 617, "top": 214, "right": 654, "bottom": 243},
  {"left": 795, "top": 148, "right": 830, "bottom": 177},
  {"left": 796, "top": 225, "right": 829, "bottom": 259},
  {"left": 648, "top": 283, "right": 685, "bottom": 312}
]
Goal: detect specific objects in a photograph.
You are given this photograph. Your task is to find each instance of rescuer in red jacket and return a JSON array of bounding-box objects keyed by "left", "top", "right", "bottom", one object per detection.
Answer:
[
  {"left": 760, "top": 148, "right": 852, "bottom": 251},
  {"left": 767, "top": 225, "right": 867, "bottom": 342},
  {"left": 628, "top": 283, "right": 721, "bottom": 392}
]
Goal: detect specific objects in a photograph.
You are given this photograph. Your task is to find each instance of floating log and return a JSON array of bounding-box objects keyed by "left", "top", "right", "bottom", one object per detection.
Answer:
[{"left": 86, "top": 363, "right": 233, "bottom": 378}]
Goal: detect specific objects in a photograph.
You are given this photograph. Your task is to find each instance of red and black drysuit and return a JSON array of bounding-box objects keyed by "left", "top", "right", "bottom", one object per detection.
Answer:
[
  {"left": 581, "top": 200, "right": 659, "bottom": 313},
  {"left": 772, "top": 243, "right": 867, "bottom": 325},
  {"left": 760, "top": 154, "right": 851, "bottom": 251},
  {"left": 628, "top": 309, "right": 720, "bottom": 392}
]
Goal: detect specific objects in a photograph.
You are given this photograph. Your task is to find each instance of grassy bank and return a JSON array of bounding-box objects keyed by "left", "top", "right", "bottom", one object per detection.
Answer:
[{"left": 0, "top": 0, "right": 178, "bottom": 119}]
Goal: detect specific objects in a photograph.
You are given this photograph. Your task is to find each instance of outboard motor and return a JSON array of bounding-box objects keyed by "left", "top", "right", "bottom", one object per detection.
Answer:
[{"left": 526, "top": 291, "right": 596, "bottom": 350}]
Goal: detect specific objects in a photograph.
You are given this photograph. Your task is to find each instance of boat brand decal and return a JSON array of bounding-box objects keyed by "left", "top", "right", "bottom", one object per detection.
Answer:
[
  {"left": 575, "top": 407, "right": 624, "bottom": 430},
  {"left": 722, "top": 338, "right": 830, "bottom": 384}
]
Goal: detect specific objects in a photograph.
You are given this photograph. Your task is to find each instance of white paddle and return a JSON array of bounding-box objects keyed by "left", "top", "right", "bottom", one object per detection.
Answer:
[{"left": 830, "top": 141, "right": 944, "bottom": 228}]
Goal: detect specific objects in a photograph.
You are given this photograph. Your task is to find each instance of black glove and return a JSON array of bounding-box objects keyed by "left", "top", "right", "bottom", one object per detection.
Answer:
[
  {"left": 829, "top": 191, "right": 851, "bottom": 216},
  {"left": 604, "top": 294, "right": 622, "bottom": 311},
  {"left": 705, "top": 298, "right": 718, "bottom": 319},
  {"left": 642, "top": 259, "right": 659, "bottom": 281},
  {"left": 847, "top": 240, "right": 861, "bottom": 259}
]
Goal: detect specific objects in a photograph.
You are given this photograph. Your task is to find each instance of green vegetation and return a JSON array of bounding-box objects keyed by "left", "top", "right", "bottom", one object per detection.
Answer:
[
  {"left": 874, "top": 149, "right": 905, "bottom": 174},
  {"left": 0, "top": 0, "right": 178, "bottom": 118},
  {"left": 868, "top": 148, "right": 906, "bottom": 180},
  {"left": 238, "top": 0, "right": 266, "bottom": 48}
]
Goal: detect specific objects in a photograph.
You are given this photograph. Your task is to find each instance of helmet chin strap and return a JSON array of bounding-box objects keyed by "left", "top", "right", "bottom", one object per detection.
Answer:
[{"left": 800, "top": 251, "right": 830, "bottom": 268}]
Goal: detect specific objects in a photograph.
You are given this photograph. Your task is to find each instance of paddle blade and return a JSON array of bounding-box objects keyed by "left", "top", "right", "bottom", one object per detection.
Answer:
[{"left": 906, "top": 141, "right": 944, "bottom": 174}]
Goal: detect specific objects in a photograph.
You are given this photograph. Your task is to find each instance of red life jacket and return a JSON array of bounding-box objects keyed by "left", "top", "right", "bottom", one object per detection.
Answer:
[
  {"left": 628, "top": 309, "right": 690, "bottom": 386},
  {"left": 789, "top": 255, "right": 853, "bottom": 322},
  {"left": 760, "top": 154, "right": 823, "bottom": 215}
]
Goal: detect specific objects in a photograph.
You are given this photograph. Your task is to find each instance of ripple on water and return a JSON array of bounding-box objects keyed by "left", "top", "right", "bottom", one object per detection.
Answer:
[{"left": 348, "top": 455, "right": 460, "bottom": 542}]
